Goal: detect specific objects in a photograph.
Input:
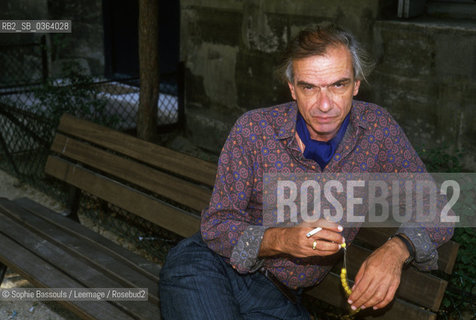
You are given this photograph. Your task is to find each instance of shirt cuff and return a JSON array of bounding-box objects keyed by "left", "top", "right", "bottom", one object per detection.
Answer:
[
  {"left": 230, "top": 225, "right": 270, "bottom": 274},
  {"left": 397, "top": 225, "right": 438, "bottom": 271}
]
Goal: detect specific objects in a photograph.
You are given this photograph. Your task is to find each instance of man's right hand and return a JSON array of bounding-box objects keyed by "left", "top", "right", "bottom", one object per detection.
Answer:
[{"left": 259, "top": 219, "right": 344, "bottom": 258}]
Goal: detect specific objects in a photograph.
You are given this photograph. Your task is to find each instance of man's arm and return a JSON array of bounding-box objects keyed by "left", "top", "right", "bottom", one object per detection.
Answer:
[
  {"left": 259, "top": 220, "right": 344, "bottom": 258},
  {"left": 200, "top": 113, "right": 257, "bottom": 270},
  {"left": 347, "top": 112, "right": 454, "bottom": 311}
]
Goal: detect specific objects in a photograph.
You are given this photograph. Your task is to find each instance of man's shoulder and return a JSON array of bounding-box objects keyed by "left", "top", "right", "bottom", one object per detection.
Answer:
[
  {"left": 240, "top": 101, "right": 295, "bottom": 118},
  {"left": 353, "top": 99, "right": 390, "bottom": 115},
  {"left": 352, "top": 100, "right": 399, "bottom": 127},
  {"left": 236, "top": 101, "right": 297, "bottom": 127}
]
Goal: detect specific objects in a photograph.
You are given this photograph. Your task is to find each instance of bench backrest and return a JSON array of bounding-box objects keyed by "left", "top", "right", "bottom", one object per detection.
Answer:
[
  {"left": 45, "top": 114, "right": 459, "bottom": 320},
  {"left": 45, "top": 113, "right": 216, "bottom": 238}
]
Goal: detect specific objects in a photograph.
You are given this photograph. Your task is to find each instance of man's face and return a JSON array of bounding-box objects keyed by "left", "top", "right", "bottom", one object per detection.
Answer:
[{"left": 288, "top": 45, "right": 361, "bottom": 142}]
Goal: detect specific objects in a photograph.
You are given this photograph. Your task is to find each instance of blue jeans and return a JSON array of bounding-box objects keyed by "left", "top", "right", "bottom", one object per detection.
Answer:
[{"left": 159, "top": 232, "right": 311, "bottom": 320}]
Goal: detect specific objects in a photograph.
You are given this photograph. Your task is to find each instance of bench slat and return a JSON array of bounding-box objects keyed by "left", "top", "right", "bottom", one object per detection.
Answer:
[
  {"left": 57, "top": 114, "right": 217, "bottom": 187},
  {"left": 307, "top": 272, "right": 436, "bottom": 320},
  {"left": 45, "top": 156, "right": 201, "bottom": 238},
  {"left": 0, "top": 198, "right": 159, "bottom": 304},
  {"left": 13, "top": 197, "right": 161, "bottom": 281},
  {"left": 49, "top": 133, "right": 211, "bottom": 212},
  {"left": 0, "top": 217, "right": 136, "bottom": 320},
  {"left": 0, "top": 202, "right": 159, "bottom": 320},
  {"left": 356, "top": 228, "right": 459, "bottom": 274}
]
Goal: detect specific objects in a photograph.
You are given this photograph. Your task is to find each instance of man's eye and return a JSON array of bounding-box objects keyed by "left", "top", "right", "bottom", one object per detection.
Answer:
[
  {"left": 303, "top": 85, "right": 314, "bottom": 90},
  {"left": 333, "top": 81, "right": 349, "bottom": 89}
]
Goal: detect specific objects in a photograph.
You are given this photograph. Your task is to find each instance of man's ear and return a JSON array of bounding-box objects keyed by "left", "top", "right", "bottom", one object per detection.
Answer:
[
  {"left": 353, "top": 80, "right": 361, "bottom": 97},
  {"left": 288, "top": 82, "right": 297, "bottom": 100}
]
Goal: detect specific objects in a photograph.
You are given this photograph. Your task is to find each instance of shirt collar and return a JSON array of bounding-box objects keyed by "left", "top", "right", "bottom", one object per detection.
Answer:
[
  {"left": 274, "top": 101, "right": 298, "bottom": 140},
  {"left": 277, "top": 100, "right": 368, "bottom": 141}
]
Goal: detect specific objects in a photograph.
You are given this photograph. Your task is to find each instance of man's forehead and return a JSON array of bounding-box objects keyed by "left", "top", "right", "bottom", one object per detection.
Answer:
[{"left": 291, "top": 47, "right": 354, "bottom": 84}]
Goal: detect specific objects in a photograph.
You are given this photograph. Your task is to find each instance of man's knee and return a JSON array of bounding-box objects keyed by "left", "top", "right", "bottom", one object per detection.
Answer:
[
  {"left": 159, "top": 233, "right": 241, "bottom": 319},
  {"left": 160, "top": 232, "right": 226, "bottom": 282}
]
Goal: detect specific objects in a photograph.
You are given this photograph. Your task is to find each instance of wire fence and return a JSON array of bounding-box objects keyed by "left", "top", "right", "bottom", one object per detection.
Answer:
[
  {"left": 0, "top": 36, "right": 185, "bottom": 262},
  {"left": 0, "top": 78, "right": 182, "bottom": 178},
  {"left": 0, "top": 78, "right": 181, "bottom": 129},
  {"left": 0, "top": 35, "right": 182, "bottom": 131}
]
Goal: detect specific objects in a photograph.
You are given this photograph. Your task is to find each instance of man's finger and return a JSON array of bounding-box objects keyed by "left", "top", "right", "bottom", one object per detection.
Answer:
[
  {"left": 373, "top": 281, "right": 399, "bottom": 310},
  {"left": 309, "top": 240, "right": 341, "bottom": 253},
  {"left": 351, "top": 280, "right": 375, "bottom": 309},
  {"left": 348, "top": 264, "right": 369, "bottom": 305},
  {"left": 309, "top": 229, "right": 344, "bottom": 245},
  {"left": 302, "top": 219, "right": 343, "bottom": 233},
  {"left": 355, "top": 283, "right": 387, "bottom": 310},
  {"left": 318, "top": 219, "right": 344, "bottom": 233},
  {"left": 349, "top": 263, "right": 365, "bottom": 294}
]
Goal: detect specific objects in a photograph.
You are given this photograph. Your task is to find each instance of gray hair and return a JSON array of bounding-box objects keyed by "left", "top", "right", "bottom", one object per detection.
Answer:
[{"left": 280, "top": 23, "right": 374, "bottom": 83}]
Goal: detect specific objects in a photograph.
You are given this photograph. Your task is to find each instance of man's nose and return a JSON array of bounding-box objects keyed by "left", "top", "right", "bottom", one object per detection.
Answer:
[{"left": 316, "top": 89, "right": 332, "bottom": 112}]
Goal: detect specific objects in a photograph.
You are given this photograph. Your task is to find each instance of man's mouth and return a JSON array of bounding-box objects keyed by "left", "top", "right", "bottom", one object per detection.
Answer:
[{"left": 313, "top": 116, "right": 335, "bottom": 123}]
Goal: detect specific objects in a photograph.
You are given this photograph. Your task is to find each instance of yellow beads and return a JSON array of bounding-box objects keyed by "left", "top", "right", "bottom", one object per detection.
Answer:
[
  {"left": 340, "top": 267, "right": 352, "bottom": 296},
  {"left": 340, "top": 242, "right": 351, "bottom": 297},
  {"left": 341, "top": 242, "right": 360, "bottom": 316}
]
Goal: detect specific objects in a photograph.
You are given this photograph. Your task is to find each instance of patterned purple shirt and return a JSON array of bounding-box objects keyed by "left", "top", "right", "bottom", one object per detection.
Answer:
[{"left": 201, "top": 100, "right": 453, "bottom": 289}]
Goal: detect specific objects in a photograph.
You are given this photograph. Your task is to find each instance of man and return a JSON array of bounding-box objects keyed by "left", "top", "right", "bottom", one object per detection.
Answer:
[{"left": 159, "top": 24, "right": 453, "bottom": 319}]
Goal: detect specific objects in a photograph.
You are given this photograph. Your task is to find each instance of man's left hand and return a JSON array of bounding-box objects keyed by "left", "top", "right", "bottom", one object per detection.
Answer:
[{"left": 347, "top": 237, "right": 410, "bottom": 311}]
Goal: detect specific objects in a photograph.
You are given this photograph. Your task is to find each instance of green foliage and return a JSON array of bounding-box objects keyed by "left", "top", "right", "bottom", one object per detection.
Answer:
[
  {"left": 33, "top": 61, "right": 119, "bottom": 129},
  {"left": 418, "top": 147, "right": 474, "bottom": 283},
  {"left": 420, "top": 146, "right": 476, "bottom": 318},
  {"left": 450, "top": 228, "right": 476, "bottom": 286},
  {"left": 418, "top": 146, "right": 464, "bottom": 173}
]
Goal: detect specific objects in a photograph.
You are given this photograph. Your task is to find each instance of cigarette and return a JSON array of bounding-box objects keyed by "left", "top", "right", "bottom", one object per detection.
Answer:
[{"left": 306, "top": 227, "right": 322, "bottom": 238}]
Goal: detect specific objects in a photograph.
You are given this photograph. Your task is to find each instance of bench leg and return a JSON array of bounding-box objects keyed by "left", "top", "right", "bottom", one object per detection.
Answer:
[
  {"left": 65, "top": 186, "right": 81, "bottom": 222},
  {"left": 0, "top": 263, "right": 7, "bottom": 284},
  {"left": 0, "top": 131, "right": 20, "bottom": 176}
]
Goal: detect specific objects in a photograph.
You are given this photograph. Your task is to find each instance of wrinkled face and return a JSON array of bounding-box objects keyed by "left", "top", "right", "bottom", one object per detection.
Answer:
[{"left": 288, "top": 45, "right": 360, "bottom": 142}]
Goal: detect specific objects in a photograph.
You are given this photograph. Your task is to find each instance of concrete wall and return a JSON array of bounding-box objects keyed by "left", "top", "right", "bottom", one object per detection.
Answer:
[
  {"left": 181, "top": 0, "right": 390, "bottom": 150},
  {"left": 47, "top": 0, "right": 104, "bottom": 76},
  {"left": 0, "top": 0, "right": 48, "bottom": 20},
  {"left": 0, "top": 0, "right": 49, "bottom": 85},
  {"left": 180, "top": 0, "right": 476, "bottom": 170},
  {"left": 0, "top": 0, "right": 104, "bottom": 82},
  {"left": 371, "top": 19, "right": 476, "bottom": 170}
]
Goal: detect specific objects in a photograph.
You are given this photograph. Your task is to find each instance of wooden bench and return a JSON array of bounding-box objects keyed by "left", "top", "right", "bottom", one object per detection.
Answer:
[{"left": 0, "top": 113, "right": 459, "bottom": 320}]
